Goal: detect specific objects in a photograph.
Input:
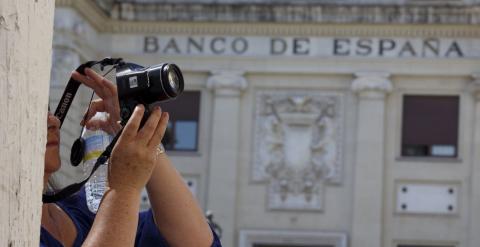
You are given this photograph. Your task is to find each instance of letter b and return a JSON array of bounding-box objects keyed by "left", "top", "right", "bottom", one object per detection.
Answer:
[{"left": 144, "top": 36, "right": 159, "bottom": 53}]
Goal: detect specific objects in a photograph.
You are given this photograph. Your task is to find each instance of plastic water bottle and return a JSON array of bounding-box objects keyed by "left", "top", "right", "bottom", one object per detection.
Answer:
[{"left": 82, "top": 112, "right": 113, "bottom": 213}]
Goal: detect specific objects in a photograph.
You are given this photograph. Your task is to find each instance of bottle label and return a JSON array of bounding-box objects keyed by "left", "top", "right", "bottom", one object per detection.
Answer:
[{"left": 83, "top": 134, "right": 112, "bottom": 162}]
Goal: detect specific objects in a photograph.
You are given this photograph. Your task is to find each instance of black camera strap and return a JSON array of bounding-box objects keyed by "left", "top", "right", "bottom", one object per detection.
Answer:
[{"left": 43, "top": 58, "right": 124, "bottom": 203}]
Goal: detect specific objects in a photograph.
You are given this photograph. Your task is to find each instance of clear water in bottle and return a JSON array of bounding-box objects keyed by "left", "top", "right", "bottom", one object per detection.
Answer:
[{"left": 82, "top": 112, "right": 113, "bottom": 213}]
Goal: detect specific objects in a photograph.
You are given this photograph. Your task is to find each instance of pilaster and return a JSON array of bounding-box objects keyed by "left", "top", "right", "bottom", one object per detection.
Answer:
[
  {"left": 468, "top": 73, "right": 480, "bottom": 247},
  {"left": 351, "top": 71, "right": 392, "bottom": 247},
  {"left": 206, "top": 70, "right": 247, "bottom": 247}
]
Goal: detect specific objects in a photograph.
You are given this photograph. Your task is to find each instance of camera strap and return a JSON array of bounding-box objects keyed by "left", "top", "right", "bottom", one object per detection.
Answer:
[{"left": 43, "top": 58, "right": 124, "bottom": 203}]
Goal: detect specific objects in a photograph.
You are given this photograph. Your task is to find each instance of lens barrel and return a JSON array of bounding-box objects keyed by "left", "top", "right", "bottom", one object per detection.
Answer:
[
  {"left": 116, "top": 63, "right": 184, "bottom": 105},
  {"left": 157, "top": 63, "right": 184, "bottom": 98}
]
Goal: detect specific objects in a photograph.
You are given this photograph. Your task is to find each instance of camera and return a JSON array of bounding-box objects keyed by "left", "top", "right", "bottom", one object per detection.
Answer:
[
  {"left": 115, "top": 62, "right": 184, "bottom": 126},
  {"left": 54, "top": 58, "right": 185, "bottom": 167}
]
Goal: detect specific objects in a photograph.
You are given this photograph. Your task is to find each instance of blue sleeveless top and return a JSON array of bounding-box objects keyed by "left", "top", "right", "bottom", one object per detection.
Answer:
[{"left": 40, "top": 188, "right": 221, "bottom": 247}]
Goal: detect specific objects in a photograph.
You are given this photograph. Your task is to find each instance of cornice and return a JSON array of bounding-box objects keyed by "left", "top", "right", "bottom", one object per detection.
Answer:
[
  {"left": 107, "top": 22, "right": 480, "bottom": 37},
  {"left": 56, "top": 1, "right": 480, "bottom": 38},
  {"left": 100, "top": 2, "right": 480, "bottom": 25},
  {"left": 56, "top": 0, "right": 111, "bottom": 32}
]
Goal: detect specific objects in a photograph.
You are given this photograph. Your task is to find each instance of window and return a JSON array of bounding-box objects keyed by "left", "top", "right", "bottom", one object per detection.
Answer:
[
  {"left": 160, "top": 91, "right": 201, "bottom": 151},
  {"left": 407, "top": 0, "right": 462, "bottom": 3},
  {"left": 240, "top": 230, "right": 346, "bottom": 247},
  {"left": 254, "top": 245, "right": 333, "bottom": 247},
  {"left": 398, "top": 245, "right": 455, "bottom": 247},
  {"left": 401, "top": 95, "right": 459, "bottom": 158}
]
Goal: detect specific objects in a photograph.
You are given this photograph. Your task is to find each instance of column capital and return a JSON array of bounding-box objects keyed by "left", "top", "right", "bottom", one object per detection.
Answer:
[
  {"left": 470, "top": 73, "right": 480, "bottom": 101},
  {"left": 207, "top": 70, "right": 248, "bottom": 96},
  {"left": 351, "top": 72, "right": 393, "bottom": 99}
]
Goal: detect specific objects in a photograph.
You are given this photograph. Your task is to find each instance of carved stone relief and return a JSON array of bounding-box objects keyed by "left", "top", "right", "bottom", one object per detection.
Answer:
[{"left": 252, "top": 90, "right": 344, "bottom": 210}]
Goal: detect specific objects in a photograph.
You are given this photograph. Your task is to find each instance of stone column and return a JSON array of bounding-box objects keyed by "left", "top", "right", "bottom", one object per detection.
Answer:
[
  {"left": 468, "top": 74, "right": 480, "bottom": 247},
  {"left": 350, "top": 72, "right": 392, "bottom": 247},
  {"left": 0, "top": 0, "right": 55, "bottom": 246},
  {"left": 206, "top": 70, "right": 247, "bottom": 247}
]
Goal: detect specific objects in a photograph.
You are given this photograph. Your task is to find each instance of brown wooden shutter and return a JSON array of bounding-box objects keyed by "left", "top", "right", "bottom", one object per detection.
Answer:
[{"left": 402, "top": 95, "right": 459, "bottom": 147}]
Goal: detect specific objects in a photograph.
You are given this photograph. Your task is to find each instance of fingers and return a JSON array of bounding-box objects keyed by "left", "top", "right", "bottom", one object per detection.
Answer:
[
  {"left": 148, "top": 112, "right": 169, "bottom": 148},
  {"left": 120, "top": 105, "right": 144, "bottom": 142},
  {"left": 80, "top": 99, "right": 122, "bottom": 135},
  {"left": 137, "top": 107, "right": 162, "bottom": 145},
  {"left": 83, "top": 68, "right": 116, "bottom": 100},
  {"left": 118, "top": 105, "right": 168, "bottom": 146},
  {"left": 73, "top": 68, "right": 121, "bottom": 127},
  {"left": 80, "top": 99, "right": 105, "bottom": 126},
  {"left": 84, "top": 68, "right": 121, "bottom": 122},
  {"left": 72, "top": 69, "right": 119, "bottom": 107},
  {"left": 47, "top": 112, "right": 61, "bottom": 129},
  {"left": 84, "top": 119, "right": 102, "bottom": 131},
  {"left": 108, "top": 119, "right": 123, "bottom": 135},
  {"left": 85, "top": 119, "right": 117, "bottom": 135},
  {"left": 72, "top": 70, "right": 105, "bottom": 98}
]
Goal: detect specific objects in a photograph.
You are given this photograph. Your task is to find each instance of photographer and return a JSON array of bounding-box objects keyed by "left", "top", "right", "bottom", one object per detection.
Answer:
[{"left": 41, "top": 68, "right": 221, "bottom": 247}]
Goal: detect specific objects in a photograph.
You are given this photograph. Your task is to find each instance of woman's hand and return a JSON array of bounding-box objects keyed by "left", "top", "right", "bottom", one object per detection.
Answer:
[
  {"left": 108, "top": 104, "right": 169, "bottom": 193},
  {"left": 82, "top": 104, "right": 169, "bottom": 247},
  {"left": 71, "top": 68, "right": 122, "bottom": 135}
]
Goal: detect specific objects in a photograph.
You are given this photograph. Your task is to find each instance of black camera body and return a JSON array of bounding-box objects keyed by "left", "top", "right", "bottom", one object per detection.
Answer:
[{"left": 115, "top": 62, "right": 184, "bottom": 126}]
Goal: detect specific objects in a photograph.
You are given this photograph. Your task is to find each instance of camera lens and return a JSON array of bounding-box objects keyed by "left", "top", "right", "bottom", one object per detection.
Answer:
[
  {"left": 168, "top": 70, "right": 180, "bottom": 91},
  {"left": 161, "top": 64, "right": 184, "bottom": 98}
]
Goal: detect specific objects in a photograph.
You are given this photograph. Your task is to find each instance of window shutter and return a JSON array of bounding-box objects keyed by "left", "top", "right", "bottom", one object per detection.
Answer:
[{"left": 401, "top": 95, "right": 459, "bottom": 157}]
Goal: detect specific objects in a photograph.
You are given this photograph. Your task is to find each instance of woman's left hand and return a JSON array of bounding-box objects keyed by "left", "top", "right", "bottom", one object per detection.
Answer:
[{"left": 71, "top": 68, "right": 122, "bottom": 135}]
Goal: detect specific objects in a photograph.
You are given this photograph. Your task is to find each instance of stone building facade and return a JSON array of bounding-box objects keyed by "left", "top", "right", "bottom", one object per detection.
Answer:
[{"left": 50, "top": 1, "right": 480, "bottom": 247}]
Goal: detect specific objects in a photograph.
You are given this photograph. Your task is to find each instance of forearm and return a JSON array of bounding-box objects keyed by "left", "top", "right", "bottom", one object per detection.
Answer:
[
  {"left": 82, "top": 188, "right": 141, "bottom": 247},
  {"left": 146, "top": 154, "right": 213, "bottom": 247}
]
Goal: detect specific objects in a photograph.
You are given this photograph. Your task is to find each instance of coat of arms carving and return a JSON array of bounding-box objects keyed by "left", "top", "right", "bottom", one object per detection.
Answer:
[{"left": 252, "top": 91, "right": 344, "bottom": 210}]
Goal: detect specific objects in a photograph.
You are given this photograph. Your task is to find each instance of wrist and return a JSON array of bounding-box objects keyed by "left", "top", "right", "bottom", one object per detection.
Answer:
[{"left": 107, "top": 184, "right": 142, "bottom": 197}]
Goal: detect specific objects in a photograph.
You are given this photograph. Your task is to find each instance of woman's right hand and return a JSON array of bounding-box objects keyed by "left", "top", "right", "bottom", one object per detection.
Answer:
[{"left": 108, "top": 104, "right": 169, "bottom": 193}]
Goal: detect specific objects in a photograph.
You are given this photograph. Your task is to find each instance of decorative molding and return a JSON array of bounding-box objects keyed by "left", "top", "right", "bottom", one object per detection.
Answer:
[
  {"left": 239, "top": 229, "right": 348, "bottom": 247},
  {"left": 252, "top": 90, "right": 344, "bottom": 210},
  {"left": 56, "top": 0, "right": 111, "bottom": 32},
  {"left": 207, "top": 71, "right": 248, "bottom": 96},
  {"left": 351, "top": 72, "right": 393, "bottom": 97},
  {"left": 56, "top": 2, "right": 480, "bottom": 38},
  {"left": 92, "top": 21, "right": 480, "bottom": 38},
  {"left": 93, "top": 2, "right": 480, "bottom": 25}
]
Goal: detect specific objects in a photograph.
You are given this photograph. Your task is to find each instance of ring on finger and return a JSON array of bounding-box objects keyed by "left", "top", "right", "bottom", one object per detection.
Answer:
[{"left": 156, "top": 143, "right": 166, "bottom": 155}]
